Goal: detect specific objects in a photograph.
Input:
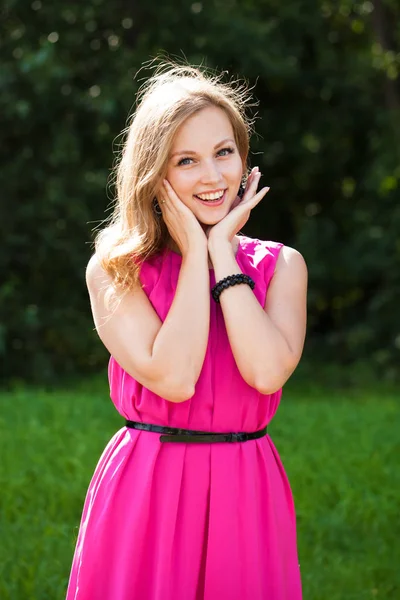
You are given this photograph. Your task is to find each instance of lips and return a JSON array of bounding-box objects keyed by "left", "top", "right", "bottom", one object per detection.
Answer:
[
  {"left": 195, "top": 188, "right": 225, "bottom": 201},
  {"left": 194, "top": 190, "right": 227, "bottom": 206}
]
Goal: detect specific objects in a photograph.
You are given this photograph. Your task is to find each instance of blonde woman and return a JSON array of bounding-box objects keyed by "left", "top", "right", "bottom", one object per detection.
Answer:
[{"left": 66, "top": 62, "right": 307, "bottom": 600}]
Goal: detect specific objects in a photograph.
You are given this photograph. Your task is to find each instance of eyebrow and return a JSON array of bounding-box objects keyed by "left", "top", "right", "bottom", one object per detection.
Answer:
[{"left": 170, "top": 138, "right": 235, "bottom": 159}]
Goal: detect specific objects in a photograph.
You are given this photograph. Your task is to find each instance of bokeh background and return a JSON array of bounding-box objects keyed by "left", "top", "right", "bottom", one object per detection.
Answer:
[{"left": 1, "top": 1, "right": 399, "bottom": 598}]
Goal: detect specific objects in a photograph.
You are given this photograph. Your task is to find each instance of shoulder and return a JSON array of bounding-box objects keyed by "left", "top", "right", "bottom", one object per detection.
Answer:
[
  {"left": 239, "top": 235, "right": 281, "bottom": 266},
  {"left": 242, "top": 235, "right": 307, "bottom": 272},
  {"left": 85, "top": 253, "right": 113, "bottom": 294},
  {"left": 271, "top": 244, "right": 308, "bottom": 290},
  {"left": 86, "top": 253, "right": 104, "bottom": 283},
  {"left": 241, "top": 236, "right": 307, "bottom": 287},
  {"left": 276, "top": 245, "right": 307, "bottom": 272},
  {"left": 240, "top": 236, "right": 306, "bottom": 270}
]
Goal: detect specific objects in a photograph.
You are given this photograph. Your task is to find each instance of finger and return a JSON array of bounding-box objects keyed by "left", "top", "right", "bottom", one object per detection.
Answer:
[
  {"left": 163, "top": 179, "right": 181, "bottom": 204},
  {"left": 158, "top": 181, "right": 178, "bottom": 214},
  {"left": 250, "top": 172, "right": 262, "bottom": 196},
  {"left": 243, "top": 184, "right": 269, "bottom": 208},
  {"left": 231, "top": 196, "right": 242, "bottom": 210},
  {"left": 163, "top": 179, "right": 196, "bottom": 219},
  {"left": 251, "top": 186, "right": 270, "bottom": 205},
  {"left": 244, "top": 167, "right": 257, "bottom": 188},
  {"left": 243, "top": 169, "right": 261, "bottom": 199},
  {"left": 156, "top": 191, "right": 169, "bottom": 213}
]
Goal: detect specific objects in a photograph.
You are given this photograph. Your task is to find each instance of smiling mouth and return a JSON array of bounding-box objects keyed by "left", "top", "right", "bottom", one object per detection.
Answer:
[{"left": 194, "top": 189, "right": 227, "bottom": 204}]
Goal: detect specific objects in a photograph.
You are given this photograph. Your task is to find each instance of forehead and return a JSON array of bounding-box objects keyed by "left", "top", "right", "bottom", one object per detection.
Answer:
[{"left": 171, "top": 105, "right": 234, "bottom": 150}]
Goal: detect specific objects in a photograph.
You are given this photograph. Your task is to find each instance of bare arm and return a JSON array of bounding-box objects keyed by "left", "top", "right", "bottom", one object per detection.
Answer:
[
  {"left": 86, "top": 247, "right": 210, "bottom": 403},
  {"left": 150, "top": 248, "right": 210, "bottom": 399},
  {"left": 208, "top": 241, "right": 308, "bottom": 393}
]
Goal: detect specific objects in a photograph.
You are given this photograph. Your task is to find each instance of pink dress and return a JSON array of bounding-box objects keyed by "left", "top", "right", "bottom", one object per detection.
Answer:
[{"left": 66, "top": 236, "right": 302, "bottom": 600}]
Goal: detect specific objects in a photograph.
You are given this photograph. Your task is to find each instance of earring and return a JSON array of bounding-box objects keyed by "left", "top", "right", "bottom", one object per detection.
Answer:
[
  {"left": 153, "top": 197, "right": 163, "bottom": 216},
  {"left": 238, "top": 182, "right": 246, "bottom": 199}
]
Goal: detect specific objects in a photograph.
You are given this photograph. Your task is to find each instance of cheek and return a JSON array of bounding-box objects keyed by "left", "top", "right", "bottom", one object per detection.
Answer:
[
  {"left": 224, "top": 156, "right": 243, "bottom": 181},
  {"left": 167, "top": 169, "right": 196, "bottom": 195}
]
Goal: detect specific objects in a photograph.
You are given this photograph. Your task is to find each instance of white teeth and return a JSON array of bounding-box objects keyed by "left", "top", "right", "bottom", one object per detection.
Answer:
[{"left": 196, "top": 190, "right": 224, "bottom": 201}]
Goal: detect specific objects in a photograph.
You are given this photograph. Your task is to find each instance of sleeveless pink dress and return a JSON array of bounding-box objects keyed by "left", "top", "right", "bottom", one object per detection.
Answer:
[{"left": 66, "top": 236, "right": 302, "bottom": 599}]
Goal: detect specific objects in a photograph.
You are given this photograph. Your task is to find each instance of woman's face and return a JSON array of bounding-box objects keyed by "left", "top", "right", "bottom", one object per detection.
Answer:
[{"left": 165, "top": 105, "right": 244, "bottom": 227}]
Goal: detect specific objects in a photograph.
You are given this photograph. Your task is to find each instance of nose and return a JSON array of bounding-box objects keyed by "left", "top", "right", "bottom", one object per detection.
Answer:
[{"left": 200, "top": 158, "right": 222, "bottom": 185}]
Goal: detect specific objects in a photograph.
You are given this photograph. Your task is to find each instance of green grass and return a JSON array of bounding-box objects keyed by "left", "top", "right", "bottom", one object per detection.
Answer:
[{"left": 0, "top": 372, "right": 399, "bottom": 599}]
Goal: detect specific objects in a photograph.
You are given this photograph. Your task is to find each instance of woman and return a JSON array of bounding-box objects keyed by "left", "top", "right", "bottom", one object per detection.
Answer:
[{"left": 66, "top": 62, "right": 307, "bottom": 599}]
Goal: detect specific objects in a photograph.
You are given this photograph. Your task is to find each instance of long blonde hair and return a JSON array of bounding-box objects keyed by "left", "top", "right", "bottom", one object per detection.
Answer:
[{"left": 95, "top": 60, "right": 256, "bottom": 308}]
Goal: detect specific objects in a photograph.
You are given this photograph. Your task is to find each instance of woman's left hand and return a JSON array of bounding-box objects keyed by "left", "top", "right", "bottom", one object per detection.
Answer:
[{"left": 206, "top": 167, "right": 270, "bottom": 245}]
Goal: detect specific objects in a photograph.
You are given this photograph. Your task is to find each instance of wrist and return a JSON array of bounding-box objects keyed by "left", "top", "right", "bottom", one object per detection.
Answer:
[
  {"left": 208, "top": 237, "right": 233, "bottom": 257},
  {"left": 180, "top": 237, "right": 207, "bottom": 253},
  {"left": 182, "top": 242, "right": 208, "bottom": 261}
]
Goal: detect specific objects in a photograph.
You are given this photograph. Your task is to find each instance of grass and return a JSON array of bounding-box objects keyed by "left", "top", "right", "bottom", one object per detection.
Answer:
[{"left": 0, "top": 371, "right": 399, "bottom": 599}]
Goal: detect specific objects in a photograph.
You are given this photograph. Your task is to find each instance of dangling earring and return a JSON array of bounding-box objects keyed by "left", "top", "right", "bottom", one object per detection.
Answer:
[
  {"left": 238, "top": 182, "right": 246, "bottom": 199},
  {"left": 153, "top": 197, "right": 162, "bottom": 216}
]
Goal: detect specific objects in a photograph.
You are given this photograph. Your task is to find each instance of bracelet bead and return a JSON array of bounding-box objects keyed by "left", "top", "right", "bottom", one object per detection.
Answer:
[{"left": 211, "top": 273, "right": 255, "bottom": 303}]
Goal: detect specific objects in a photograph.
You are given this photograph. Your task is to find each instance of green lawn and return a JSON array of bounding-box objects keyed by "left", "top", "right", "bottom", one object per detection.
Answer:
[{"left": 0, "top": 373, "right": 399, "bottom": 599}]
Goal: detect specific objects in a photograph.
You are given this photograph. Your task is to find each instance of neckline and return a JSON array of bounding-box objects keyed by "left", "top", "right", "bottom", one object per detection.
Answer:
[{"left": 165, "top": 235, "right": 243, "bottom": 271}]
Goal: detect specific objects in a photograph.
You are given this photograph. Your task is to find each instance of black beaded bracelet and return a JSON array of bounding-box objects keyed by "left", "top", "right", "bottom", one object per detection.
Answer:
[{"left": 211, "top": 273, "right": 255, "bottom": 303}]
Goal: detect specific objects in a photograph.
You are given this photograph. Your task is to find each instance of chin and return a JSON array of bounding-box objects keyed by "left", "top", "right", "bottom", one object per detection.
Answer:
[{"left": 197, "top": 215, "right": 225, "bottom": 225}]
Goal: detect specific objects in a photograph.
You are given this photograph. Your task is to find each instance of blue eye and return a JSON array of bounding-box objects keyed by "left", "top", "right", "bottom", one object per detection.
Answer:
[
  {"left": 176, "top": 147, "right": 234, "bottom": 166},
  {"left": 177, "top": 157, "right": 193, "bottom": 166},
  {"left": 218, "top": 147, "right": 234, "bottom": 156}
]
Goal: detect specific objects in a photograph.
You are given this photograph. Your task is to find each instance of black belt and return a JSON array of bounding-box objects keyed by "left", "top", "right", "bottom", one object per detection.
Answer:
[{"left": 125, "top": 420, "right": 268, "bottom": 444}]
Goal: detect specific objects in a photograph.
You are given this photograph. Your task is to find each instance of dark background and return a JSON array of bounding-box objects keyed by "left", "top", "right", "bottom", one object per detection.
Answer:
[{"left": 2, "top": 0, "right": 400, "bottom": 385}]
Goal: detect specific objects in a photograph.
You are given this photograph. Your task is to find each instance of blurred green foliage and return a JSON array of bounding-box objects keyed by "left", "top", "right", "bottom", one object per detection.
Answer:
[{"left": 2, "top": 0, "right": 400, "bottom": 383}]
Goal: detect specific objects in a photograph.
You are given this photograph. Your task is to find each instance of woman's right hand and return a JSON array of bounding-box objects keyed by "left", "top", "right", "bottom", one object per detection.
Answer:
[{"left": 157, "top": 179, "right": 208, "bottom": 256}]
